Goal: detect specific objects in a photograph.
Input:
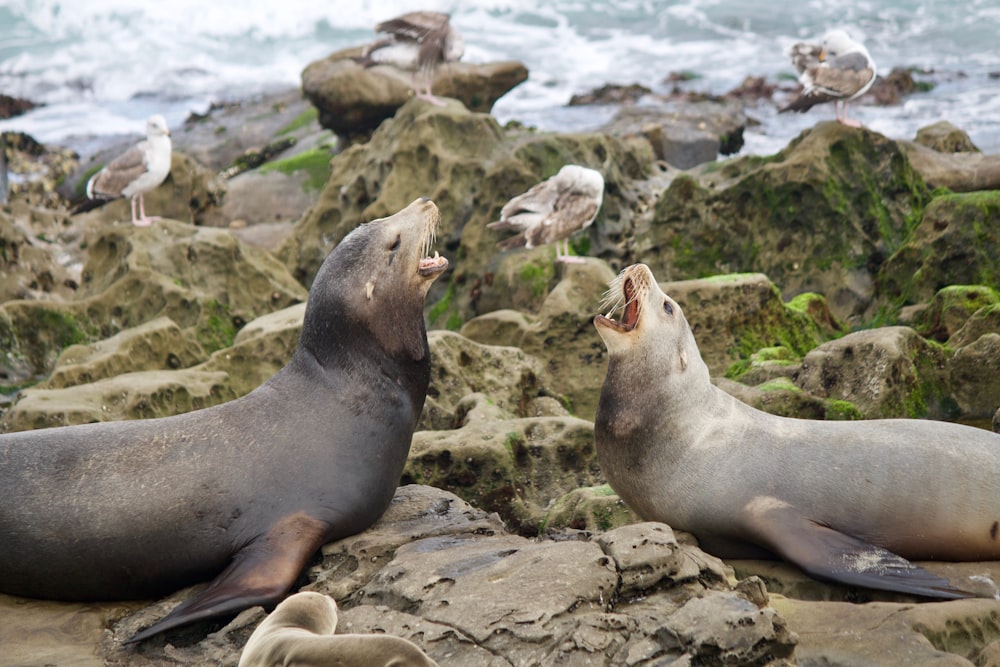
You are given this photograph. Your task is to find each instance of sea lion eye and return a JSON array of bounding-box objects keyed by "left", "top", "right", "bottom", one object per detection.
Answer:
[
  {"left": 663, "top": 301, "right": 674, "bottom": 315},
  {"left": 389, "top": 235, "right": 401, "bottom": 251}
]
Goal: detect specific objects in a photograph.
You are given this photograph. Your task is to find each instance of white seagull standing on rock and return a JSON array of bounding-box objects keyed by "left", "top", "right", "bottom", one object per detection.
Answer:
[
  {"left": 780, "top": 29, "right": 877, "bottom": 128},
  {"left": 488, "top": 165, "right": 605, "bottom": 265},
  {"left": 358, "top": 11, "right": 464, "bottom": 106},
  {"left": 74, "top": 114, "right": 172, "bottom": 226}
]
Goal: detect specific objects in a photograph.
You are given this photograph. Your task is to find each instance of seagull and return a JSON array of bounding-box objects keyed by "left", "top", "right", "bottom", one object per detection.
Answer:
[
  {"left": 780, "top": 30, "right": 877, "bottom": 128},
  {"left": 74, "top": 114, "right": 172, "bottom": 226},
  {"left": 357, "top": 11, "right": 464, "bottom": 106},
  {"left": 488, "top": 165, "right": 605, "bottom": 265}
]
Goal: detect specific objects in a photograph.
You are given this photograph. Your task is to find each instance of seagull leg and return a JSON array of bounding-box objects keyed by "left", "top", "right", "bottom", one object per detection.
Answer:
[
  {"left": 133, "top": 194, "right": 154, "bottom": 227},
  {"left": 556, "top": 238, "right": 586, "bottom": 264},
  {"left": 414, "top": 69, "right": 447, "bottom": 107},
  {"left": 838, "top": 101, "right": 862, "bottom": 128}
]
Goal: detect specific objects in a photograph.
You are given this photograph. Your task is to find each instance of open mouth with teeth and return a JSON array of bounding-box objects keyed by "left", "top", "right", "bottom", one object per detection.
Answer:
[
  {"left": 418, "top": 252, "right": 448, "bottom": 277},
  {"left": 594, "top": 272, "right": 642, "bottom": 333}
]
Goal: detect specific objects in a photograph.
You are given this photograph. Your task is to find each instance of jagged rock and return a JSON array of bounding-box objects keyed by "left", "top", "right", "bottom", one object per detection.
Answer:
[
  {"left": 794, "top": 326, "right": 954, "bottom": 419},
  {"left": 601, "top": 99, "right": 747, "bottom": 168},
  {"left": 0, "top": 218, "right": 306, "bottom": 395},
  {"left": 880, "top": 191, "right": 1000, "bottom": 306},
  {"left": 0, "top": 206, "right": 82, "bottom": 304},
  {"left": 301, "top": 46, "right": 527, "bottom": 137}
]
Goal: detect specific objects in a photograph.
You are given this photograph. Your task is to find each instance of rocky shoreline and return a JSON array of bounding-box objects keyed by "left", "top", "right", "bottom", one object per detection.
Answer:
[{"left": 1, "top": 50, "right": 1000, "bottom": 666}]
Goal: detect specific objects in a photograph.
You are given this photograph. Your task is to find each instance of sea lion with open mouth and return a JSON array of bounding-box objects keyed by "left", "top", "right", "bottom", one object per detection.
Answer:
[
  {"left": 593, "top": 263, "right": 1000, "bottom": 598},
  {"left": 0, "top": 198, "right": 449, "bottom": 642}
]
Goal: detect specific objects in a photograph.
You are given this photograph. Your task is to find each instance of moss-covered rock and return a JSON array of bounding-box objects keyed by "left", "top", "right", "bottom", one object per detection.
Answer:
[
  {"left": 879, "top": 191, "right": 1000, "bottom": 307},
  {"left": 0, "top": 219, "right": 306, "bottom": 388},
  {"left": 542, "top": 485, "right": 640, "bottom": 533},
  {"left": 948, "top": 333, "right": 1000, "bottom": 419},
  {"left": 643, "top": 121, "right": 930, "bottom": 321},
  {"left": 912, "top": 285, "right": 1000, "bottom": 342},
  {"left": 795, "top": 326, "right": 956, "bottom": 419}
]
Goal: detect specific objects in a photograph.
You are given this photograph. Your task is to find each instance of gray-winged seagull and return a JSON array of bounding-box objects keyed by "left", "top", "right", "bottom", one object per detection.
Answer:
[
  {"left": 358, "top": 11, "right": 464, "bottom": 106},
  {"left": 780, "top": 30, "right": 877, "bottom": 128},
  {"left": 75, "top": 114, "right": 172, "bottom": 226},
  {"left": 488, "top": 165, "right": 605, "bottom": 265}
]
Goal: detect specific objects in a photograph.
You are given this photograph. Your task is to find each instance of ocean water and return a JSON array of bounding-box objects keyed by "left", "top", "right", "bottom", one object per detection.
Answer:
[{"left": 1, "top": 0, "right": 999, "bottom": 156}]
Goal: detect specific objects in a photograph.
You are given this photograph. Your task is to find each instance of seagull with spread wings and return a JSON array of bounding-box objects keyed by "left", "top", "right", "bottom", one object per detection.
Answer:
[
  {"left": 780, "top": 30, "right": 877, "bottom": 128},
  {"left": 358, "top": 11, "right": 464, "bottom": 106}
]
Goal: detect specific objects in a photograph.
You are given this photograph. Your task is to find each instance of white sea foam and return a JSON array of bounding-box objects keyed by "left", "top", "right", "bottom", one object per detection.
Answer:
[{"left": 1, "top": 0, "right": 998, "bottom": 154}]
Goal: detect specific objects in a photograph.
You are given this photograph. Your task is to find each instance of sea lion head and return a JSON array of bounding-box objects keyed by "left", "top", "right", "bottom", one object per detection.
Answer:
[
  {"left": 301, "top": 198, "right": 448, "bottom": 362},
  {"left": 593, "top": 263, "right": 698, "bottom": 376}
]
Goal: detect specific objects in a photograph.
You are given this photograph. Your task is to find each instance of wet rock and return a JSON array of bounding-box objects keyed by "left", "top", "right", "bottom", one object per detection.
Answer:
[
  {"left": 301, "top": 46, "right": 527, "bottom": 138},
  {"left": 794, "top": 326, "right": 954, "bottom": 419},
  {"left": 914, "top": 121, "right": 981, "bottom": 153},
  {"left": 568, "top": 83, "right": 652, "bottom": 106},
  {"left": 0, "top": 94, "right": 37, "bottom": 119},
  {"left": 601, "top": 99, "right": 747, "bottom": 168}
]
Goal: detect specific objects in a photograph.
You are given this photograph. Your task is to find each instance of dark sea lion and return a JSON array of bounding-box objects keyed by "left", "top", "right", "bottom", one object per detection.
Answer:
[
  {"left": 593, "top": 263, "right": 1000, "bottom": 598},
  {"left": 238, "top": 591, "right": 437, "bottom": 667},
  {"left": 0, "top": 198, "right": 448, "bottom": 642}
]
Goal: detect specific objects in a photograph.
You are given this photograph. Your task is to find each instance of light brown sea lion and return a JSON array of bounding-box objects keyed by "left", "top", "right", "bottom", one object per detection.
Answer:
[
  {"left": 0, "top": 198, "right": 448, "bottom": 642},
  {"left": 238, "top": 592, "right": 437, "bottom": 667},
  {"left": 593, "top": 263, "right": 1000, "bottom": 598}
]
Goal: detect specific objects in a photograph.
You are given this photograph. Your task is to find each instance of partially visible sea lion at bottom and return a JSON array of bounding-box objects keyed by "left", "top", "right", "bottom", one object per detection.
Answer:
[
  {"left": 238, "top": 591, "right": 437, "bottom": 667},
  {"left": 0, "top": 198, "right": 449, "bottom": 643},
  {"left": 593, "top": 262, "right": 1000, "bottom": 598}
]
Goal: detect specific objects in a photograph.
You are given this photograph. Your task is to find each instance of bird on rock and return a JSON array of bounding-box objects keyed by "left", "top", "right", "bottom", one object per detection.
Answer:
[
  {"left": 780, "top": 29, "right": 877, "bottom": 128},
  {"left": 357, "top": 11, "right": 464, "bottom": 107},
  {"left": 488, "top": 165, "right": 605, "bottom": 265},
  {"left": 74, "top": 114, "right": 172, "bottom": 226}
]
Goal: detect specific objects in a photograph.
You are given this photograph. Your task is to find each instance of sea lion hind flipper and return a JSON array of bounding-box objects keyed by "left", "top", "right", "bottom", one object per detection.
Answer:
[
  {"left": 746, "top": 501, "right": 975, "bottom": 599},
  {"left": 126, "top": 514, "right": 331, "bottom": 644}
]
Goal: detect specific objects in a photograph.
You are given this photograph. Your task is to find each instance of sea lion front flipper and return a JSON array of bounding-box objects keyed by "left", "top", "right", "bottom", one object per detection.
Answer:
[
  {"left": 745, "top": 499, "right": 974, "bottom": 599},
  {"left": 126, "top": 513, "right": 330, "bottom": 644}
]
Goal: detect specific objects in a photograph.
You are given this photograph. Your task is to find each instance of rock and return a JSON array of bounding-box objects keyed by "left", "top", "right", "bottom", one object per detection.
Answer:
[
  {"left": 1, "top": 368, "right": 236, "bottom": 432},
  {"left": 543, "top": 485, "right": 641, "bottom": 533},
  {"left": 301, "top": 46, "right": 527, "bottom": 138},
  {"left": 914, "top": 121, "right": 980, "bottom": 153},
  {"left": 912, "top": 285, "right": 1000, "bottom": 342},
  {"left": 42, "top": 316, "right": 207, "bottom": 389},
  {"left": 646, "top": 122, "right": 931, "bottom": 322},
  {"left": 794, "top": 326, "right": 954, "bottom": 419},
  {"left": 568, "top": 83, "right": 653, "bottom": 106},
  {"left": 948, "top": 305, "right": 1000, "bottom": 349},
  {"left": 662, "top": 273, "right": 839, "bottom": 377},
  {"left": 948, "top": 333, "right": 1000, "bottom": 419},
  {"left": 406, "top": 402, "right": 600, "bottom": 534},
  {"left": 900, "top": 140, "right": 1000, "bottom": 191},
  {"left": 0, "top": 218, "right": 305, "bottom": 395},
  {"left": 0, "top": 94, "right": 36, "bottom": 119},
  {"left": 601, "top": 99, "right": 747, "bottom": 168},
  {"left": 879, "top": 191, "right": 1000, "bottom": 306}
]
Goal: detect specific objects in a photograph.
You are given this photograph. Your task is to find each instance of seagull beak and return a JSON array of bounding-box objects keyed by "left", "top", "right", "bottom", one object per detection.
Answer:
[{"left": 818, "top": 49, "right": 827, "bottom": 62}]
